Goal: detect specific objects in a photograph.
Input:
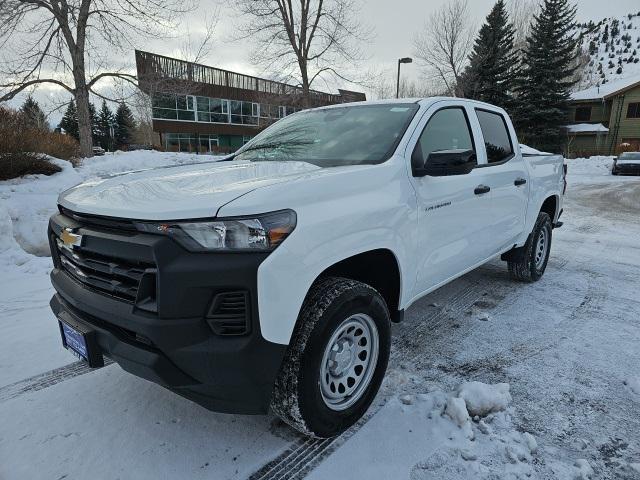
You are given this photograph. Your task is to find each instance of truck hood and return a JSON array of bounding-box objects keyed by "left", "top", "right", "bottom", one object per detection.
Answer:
[{"left": 59, "top": 160, "right": 321, "bottom": 220}]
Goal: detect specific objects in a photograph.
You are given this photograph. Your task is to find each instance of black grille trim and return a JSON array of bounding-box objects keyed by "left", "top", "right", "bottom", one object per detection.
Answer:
[
  {"left": 59, "top": 206, "right": 137, "bottom": 232},
  {"left": 206, "top": 291, "right": 250, "bottom": 336},
  {"left": 55, "top": 237, "right": 156, "bottom": 304}
]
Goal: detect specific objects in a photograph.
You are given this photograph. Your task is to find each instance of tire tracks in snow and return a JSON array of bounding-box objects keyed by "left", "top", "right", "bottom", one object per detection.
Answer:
[{"left": 0, "top": 359, "right": 113, "bottom": 404}]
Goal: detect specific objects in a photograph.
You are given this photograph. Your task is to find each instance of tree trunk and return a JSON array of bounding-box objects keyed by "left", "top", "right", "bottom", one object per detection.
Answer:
[
  {"left": 71, "top": 36, "right": 93, "bottom": 158},
  {"left": 299, "top": 59, "right": 311, "bottom": 108},
  {"left": 74, "top": 85, "right": 93, "bottom": 158}
]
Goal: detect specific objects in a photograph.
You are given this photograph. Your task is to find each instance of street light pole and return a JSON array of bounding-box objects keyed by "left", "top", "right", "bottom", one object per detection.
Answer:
[{"left": 396, "top": 57, "right": 413, "bottom": 99}]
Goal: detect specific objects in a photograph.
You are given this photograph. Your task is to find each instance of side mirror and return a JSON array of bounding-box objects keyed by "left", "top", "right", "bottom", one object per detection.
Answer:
[{"left": 412, "top": 148, "right": 477, "bottom": 177}]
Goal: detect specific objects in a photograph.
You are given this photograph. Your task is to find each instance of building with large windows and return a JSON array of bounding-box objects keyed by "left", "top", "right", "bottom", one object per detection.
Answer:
[{"left": 135, "top": 50, "right": 366, "bottom": 153}]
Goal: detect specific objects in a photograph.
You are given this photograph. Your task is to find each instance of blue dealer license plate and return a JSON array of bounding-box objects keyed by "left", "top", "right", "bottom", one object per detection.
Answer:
[
  {"left": 60, "top": 321, "right": 89, "bottom": 361},
  {"left": 58, "top": 317, "right": 104, "bottom": 368}
]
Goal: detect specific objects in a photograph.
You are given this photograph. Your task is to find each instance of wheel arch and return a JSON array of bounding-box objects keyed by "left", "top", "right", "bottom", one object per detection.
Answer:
[
  {"left": 540, "top": 195, "right": 559, "bottom": 222},
  {"left": 316, "top": 248, "right": 403, "bottom": 323}
]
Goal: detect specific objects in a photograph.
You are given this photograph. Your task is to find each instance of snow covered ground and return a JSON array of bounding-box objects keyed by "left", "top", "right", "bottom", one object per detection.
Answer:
[{"left": 1, "top": 153, "right": 640, "bottom": 479}]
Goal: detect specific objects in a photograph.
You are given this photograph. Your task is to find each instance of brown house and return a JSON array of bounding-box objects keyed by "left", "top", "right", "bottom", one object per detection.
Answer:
[
  {"left": 567, "top": 77, "right": 640, "bottom": 157},
  {"left": 135, "top": 50, "right": 366, "bottom": 153}
]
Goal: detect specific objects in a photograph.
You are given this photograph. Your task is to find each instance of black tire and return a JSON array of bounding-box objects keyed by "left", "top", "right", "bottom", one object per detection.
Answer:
[
  {"left": 508, "top": 212, "right": 553, "bottom": 283},
  {"left": 270, "top": 277, "right": 391, "bottom": 438}
]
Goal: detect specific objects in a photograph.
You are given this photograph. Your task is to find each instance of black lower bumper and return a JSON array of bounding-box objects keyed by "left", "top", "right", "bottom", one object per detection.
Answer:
[{"left": 48, "top": 213, "right": 287, "bottom": 415}]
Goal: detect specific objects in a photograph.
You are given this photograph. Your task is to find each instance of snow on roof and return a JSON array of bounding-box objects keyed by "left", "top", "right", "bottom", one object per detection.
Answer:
[
  {"left": 571, "top": 76, "right": 640, "bottom": 101},
  {"left": 565, "top": 123, "right": 610, "bottom": 134}
]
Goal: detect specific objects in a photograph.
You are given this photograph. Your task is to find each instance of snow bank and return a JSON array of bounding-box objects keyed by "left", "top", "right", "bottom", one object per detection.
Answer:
[
  {"left": 456, "top": 381, "right": 511, "bottom": 417},
  {"left": 0, "top": 151, "right": 221, "bottom": 270},
  {"left": 309, "top": 380, "right": 537, "bottom": 480}
]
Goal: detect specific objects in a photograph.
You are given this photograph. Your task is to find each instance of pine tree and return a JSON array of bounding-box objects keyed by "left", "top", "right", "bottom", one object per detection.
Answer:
[
  {"left": 20, "top": 95, "right": 48, "bottom": 130},
  {"left": 114, "top": 102, "right": 136, "bottom": 149},
  {"left": 514, "top": 0, "right": 579, "bottom": 153},
  {"left": 97, "top": 100, "right": 115, "bottom": 151},
  {"left": 611, "top": 19, "right": 620, "bottom": 38},
  {"left": 59, "top": 100, "right": 79, "bottom": 140},
  {"left": 89, "top": 102, "right": 99, "bottom": 145},
  {"left": 461, "top": 0, "right": 519, "bottom": 111}
]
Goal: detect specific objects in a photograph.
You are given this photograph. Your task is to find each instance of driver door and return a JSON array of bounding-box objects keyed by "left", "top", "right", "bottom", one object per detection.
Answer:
[{"left": 408, "top": 103, "right": 497, "bottom": 297}]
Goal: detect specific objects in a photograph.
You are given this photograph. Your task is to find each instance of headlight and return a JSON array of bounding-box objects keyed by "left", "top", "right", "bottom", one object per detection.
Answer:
[{"left": 135, "top": 210, "right": 296, "bottom": 252}]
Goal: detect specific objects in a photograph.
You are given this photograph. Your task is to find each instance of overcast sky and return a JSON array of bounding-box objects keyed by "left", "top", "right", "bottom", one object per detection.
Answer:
[{"left": 6, "top": 0, "right": 640, "bottom": 125}]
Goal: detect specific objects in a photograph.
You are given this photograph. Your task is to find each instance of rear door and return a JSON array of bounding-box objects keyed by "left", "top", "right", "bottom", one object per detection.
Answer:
[
  {"left": 407, "top": 101, "right": 497, "bottom": 297},
  {"left": 473, "top": 108, "right": 529, "bottom": 251}
]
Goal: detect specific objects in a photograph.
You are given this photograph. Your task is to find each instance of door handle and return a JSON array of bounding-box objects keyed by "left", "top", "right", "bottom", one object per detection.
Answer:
[
  {"left": 474, "top": 185, "right": 491, "bottom": 195},
  {"left": 514, "top": 178, "right": 527, "bottom": 186}
]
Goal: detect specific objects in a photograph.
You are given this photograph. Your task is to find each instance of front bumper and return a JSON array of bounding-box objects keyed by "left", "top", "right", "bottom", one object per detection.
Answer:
[{"left": 48, "top": 212, "right": 287, "bottom": 414}]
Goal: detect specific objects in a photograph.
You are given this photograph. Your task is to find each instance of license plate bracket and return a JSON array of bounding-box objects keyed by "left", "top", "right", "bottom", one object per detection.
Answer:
[{"left": 58, "top": 314, "right": 104, "bottom": 368}]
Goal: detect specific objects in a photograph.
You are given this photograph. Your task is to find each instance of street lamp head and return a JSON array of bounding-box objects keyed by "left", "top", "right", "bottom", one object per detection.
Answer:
[{"left": 399, "top": 57, "right": 413, "bottom": 64}]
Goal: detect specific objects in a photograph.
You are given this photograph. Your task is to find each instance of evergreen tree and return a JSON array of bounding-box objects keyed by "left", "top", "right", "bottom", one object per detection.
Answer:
[
  {"left": 20, "top": 95, "right": 48, "bottom": 130},
  {"left": 611, "top": 19, "right": 620, "bottom": 38},
  {"left": 461, "top": 0, "right": 519, "bottom": 111},
  {"left": 114, "top": 102, "right": 136, "bottom": 149},
  {"left": 97, "top": 100, "right": 115, "bottom": 151},
  {"left": 514, "top": 0, "right": 579, "bottom": 153},
  {"left": 89, "top": 102, "right": 99, "bottom": 145},
  {"left": 59, "top": 100, "right": 79, "bottom": 140}
]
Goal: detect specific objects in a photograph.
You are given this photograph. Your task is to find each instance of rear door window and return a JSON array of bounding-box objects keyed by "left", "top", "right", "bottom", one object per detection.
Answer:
[{"left": 476, "top": 110, "right": 514, "bottom": 164}]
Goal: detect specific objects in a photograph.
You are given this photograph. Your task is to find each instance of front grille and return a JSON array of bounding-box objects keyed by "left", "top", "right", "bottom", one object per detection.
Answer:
[
  {"left": 56, "top": 238, "right": 156, "bottom": 304},
  {"left": 206, "top": 291, "right": 250, "bottom": 335}
]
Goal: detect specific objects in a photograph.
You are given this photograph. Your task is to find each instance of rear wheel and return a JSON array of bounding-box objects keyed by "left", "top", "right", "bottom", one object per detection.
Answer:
[
  {"left": 507, "top": 212, "right": 553, "bottom": 282},
  {"left": 271, "top": 277, "right": 391, "bottom": 438}
]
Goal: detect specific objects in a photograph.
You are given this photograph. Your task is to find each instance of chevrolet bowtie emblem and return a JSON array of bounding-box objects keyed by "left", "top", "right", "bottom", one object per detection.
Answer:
[{"left": 60, "top": 228, "right": 82, "bottom": 248}]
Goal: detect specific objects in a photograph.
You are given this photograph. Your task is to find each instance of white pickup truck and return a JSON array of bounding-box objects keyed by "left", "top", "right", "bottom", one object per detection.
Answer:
[{"left": 49, "top": 98, "right": 565, "bottom": 438}]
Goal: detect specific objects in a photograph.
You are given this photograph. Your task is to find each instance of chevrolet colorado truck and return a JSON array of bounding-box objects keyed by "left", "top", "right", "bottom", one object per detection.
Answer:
[{"left": 49, "top": 98, "right": 565, "bottom": 437}]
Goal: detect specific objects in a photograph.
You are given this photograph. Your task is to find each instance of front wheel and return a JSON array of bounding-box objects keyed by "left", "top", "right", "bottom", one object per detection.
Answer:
[
  {"left": 507, "top": 212, "right": 553, "bottom": 282},
  {"left": 271, "top": 277, "right": 391, "bottom": 438}
]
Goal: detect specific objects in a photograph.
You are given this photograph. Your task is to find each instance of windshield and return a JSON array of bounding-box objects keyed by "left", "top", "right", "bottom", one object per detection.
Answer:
[
  {"left": 619, "top": 152, "right": 640, "bottom": 160},
  {"left": 233, "top": 103, "right": 419, "bottom": 167}
]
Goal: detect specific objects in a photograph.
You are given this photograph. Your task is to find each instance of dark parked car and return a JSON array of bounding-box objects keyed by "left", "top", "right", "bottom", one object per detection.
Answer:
[{"left": 612, "top": 152, "right": 640, "bottom": 175}]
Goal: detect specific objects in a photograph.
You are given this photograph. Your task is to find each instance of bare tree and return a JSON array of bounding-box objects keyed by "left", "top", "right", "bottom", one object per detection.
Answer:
[
  {"left": 231, "top": 0, "right": 371, "bottom": 107},
  {"left": 0, "top": 0, "right": 194, "bottom": 157},
  {"left": 367, "top": 68, "right": 444, "bottom": 100},
  {"left": 508, "top": 0, "right": 539, "bottom": 54},
  {"left": 412, "top": 0, "right": 474, "bottom": 96}
]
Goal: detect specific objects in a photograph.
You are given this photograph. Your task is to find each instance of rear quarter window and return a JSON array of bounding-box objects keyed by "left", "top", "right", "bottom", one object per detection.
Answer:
[{"left": 476, "top": 110, "right": 514, "bottom": 164}]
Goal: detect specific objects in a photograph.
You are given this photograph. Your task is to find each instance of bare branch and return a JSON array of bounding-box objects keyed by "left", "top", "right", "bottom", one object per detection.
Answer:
[
  {"left": 1, "top": 78, "right": 74, "bottom": 101},
  {"left": 229, "top": 0, "right": 371, "bottom": 105},
  {"left": 412, "top": 0, "right": 474, "bottom": 96},
  {"left": 0, "top": 0, "right": 199, "bottom": 156}
]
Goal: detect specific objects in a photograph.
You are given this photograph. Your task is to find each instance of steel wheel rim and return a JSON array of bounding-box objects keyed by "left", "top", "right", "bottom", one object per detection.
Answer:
[
  {"left": 534, "top": 228, "right": 548, "bottom": 270},
  {"left": 319, "top": 313, "right": 379, "bottom": 411}
]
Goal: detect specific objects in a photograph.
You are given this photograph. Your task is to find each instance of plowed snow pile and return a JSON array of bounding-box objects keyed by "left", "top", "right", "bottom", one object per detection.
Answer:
[
  {"left": 309, "top": 379, "right": 597, "bottom": 480},
  {"left": 0, "top": 151, "right": 221, "bottom": 270}
]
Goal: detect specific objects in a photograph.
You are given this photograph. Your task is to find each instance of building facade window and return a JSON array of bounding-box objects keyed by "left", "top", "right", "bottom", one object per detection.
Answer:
[
  {"left": 575, "top": 106, "right": 592, "bottom": 122},
  {"left": 152, "top": 94, "right": 296, "bottom": 125},
  {"left": 165, "top": 133, "right": 220, "bottom": 153},
  {"left": 627, "top": 103, "right": 640, "bottom": 119}
]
